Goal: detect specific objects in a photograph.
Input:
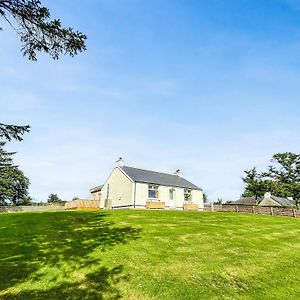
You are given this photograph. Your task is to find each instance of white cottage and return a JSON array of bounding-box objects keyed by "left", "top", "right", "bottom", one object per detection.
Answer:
[{"left": 90, "top": 158, "right": 204, "bottom": 210}]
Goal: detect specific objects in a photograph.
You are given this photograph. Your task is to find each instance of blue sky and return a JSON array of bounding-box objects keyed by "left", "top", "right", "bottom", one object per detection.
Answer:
[{"left": 1, "top": 0, "right": 300, "bottom": 201}]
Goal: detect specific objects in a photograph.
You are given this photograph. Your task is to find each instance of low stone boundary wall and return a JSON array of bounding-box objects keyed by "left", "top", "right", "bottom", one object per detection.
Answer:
[
  {"left": 204, "top": 204, "right": 223, "bottom": 212},
  {"left": 0, "top": 205, "right": 65, "bottom": 213},
  {"left": 204, "top": 203, "right": 299, "bottom": 218},
  {"left": 65, "top": 199, "right": 99, "bottom": 210},
  {"left": 256, "top": 207, "right": 272, "bottom": 215}
]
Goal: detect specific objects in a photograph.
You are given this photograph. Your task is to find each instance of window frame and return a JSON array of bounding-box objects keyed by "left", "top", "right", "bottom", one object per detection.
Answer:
[
  {"left": 169, "top": 188, "right": 175, "bottom": 200},
  {"left": 148, "top": 184, "right": 159, "bottom": 200},
  {"left": 184, "top": 189, "right": 192, "bottom": 202}
]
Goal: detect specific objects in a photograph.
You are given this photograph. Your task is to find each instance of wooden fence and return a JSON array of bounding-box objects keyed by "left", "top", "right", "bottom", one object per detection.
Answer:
[
  {"left": 204, "top": 203, "right": 299, "bottom": 218},
  {"left": 65, "top": 199, "right": 99, "bottom": 210}
]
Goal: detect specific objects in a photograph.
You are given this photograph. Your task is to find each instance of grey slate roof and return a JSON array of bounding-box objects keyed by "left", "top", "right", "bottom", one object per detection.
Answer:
[
  {"left": 270, "top": 196, "right": 295, "bottom": 207},
  {"left": 232, "top": 194, "right": 295, "bottom": 207},
  {"left": 90, "top": 185, "right": 103, "bottom": 193},
  {"left": 120, "top": 166, "right": 201, "bottom": 190},
  {"left": 233, "top": 197, "right": 260, "bottom": 205}
]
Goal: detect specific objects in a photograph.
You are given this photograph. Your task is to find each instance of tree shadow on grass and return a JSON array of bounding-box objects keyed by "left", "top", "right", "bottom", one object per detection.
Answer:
[
  {"left": 0, "top": 211, "right": 141, "bottom": 299},
  {"left": 3, "top": 265, "right": 127, "bottom": 300}
]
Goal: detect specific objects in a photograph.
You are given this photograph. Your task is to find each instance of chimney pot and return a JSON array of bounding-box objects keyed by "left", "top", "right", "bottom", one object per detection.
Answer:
[
  {"left": 175, "top": 169, "right": 182, "bottom": 177},
  {"left": 116, "top": 157, "right": 125, "bottom": 167}
]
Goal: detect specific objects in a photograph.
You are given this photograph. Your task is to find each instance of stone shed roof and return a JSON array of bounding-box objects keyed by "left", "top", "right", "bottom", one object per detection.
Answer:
[
  {"left": 232, "top": 193, "right": 295, "bottom": 207},
  {"left": 233, "top": 197, "right": 261, "bottom": 206},
  {"left": 269, "top": 195, "right": 295, "bottom": 207}
]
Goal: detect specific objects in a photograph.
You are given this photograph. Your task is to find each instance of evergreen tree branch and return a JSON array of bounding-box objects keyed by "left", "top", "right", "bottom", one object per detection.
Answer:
[
  {"left": 0, "top": 0, "right": 87, "bottom": 60},
  {"left": 0, "top": 123, "right": 30, "bottom": 141}
]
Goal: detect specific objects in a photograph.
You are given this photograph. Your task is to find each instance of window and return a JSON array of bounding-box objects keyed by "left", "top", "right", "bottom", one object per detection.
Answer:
[
  {"left": 148, "top": 185, "right": 158, "bottom": 199},
  {"left": 169, "top": 188, "right": 175, "bottom": 200},
  {"left": 184, "top": 189, "right": 192, "bottom": 202}
]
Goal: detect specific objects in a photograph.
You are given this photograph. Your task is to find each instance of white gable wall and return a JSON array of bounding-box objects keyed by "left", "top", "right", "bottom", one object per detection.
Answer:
[
  {"left": 134, "top": 183, "right": 148, "bottom": 207},
  {"left": 100, "top": 167, "right": 133, "bottom": 208},
  {"left": 259, "top": 197, "right": 281, "bottom": 207}
]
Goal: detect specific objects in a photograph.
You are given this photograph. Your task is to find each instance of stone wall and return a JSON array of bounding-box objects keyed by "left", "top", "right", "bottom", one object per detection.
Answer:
[{"left": 0, "top": 205, "right": 65, "bottom": 213}]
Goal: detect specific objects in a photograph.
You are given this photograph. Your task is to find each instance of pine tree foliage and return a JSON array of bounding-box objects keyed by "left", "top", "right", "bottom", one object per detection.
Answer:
[
  {"left": 0, "top": 123, "right": 30, "bottom": 141},
  {"left": 47, "top": 193, "right": 63, "bottom": 204},
  {"left": 0, "top": 142, "right": 30, "bottom": 205},
  {"left": 242, "top": 167, "right": 266, "bottom": 199},
  {"left": 0, "top": 125, "right": 30, "bottom": 205},
  {"left": 0, "top": 141, "right": 15, "bottom": 166},
  {"left": 0, "top": 0, "right": 87, "bottom": 60}
]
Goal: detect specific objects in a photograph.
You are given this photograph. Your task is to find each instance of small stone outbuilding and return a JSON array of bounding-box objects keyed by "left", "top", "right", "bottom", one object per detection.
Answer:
[{"left": 232, "top": 192, "right": 295, "bottom": 207}]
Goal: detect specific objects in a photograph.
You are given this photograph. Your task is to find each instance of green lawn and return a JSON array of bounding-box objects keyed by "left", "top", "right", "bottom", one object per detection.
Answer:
[{"left": 0, "top": 210, "right": 300, "bottom": 299}]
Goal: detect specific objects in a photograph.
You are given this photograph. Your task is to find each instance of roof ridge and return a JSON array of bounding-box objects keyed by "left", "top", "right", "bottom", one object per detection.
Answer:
[{"left": 122, "top": 165, "right": 180, "bottom": 177}]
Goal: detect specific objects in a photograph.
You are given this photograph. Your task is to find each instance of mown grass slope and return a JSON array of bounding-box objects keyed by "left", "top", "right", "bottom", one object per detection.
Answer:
[{"left": 0, "top": 210, "right": 300, "bottom": 299}]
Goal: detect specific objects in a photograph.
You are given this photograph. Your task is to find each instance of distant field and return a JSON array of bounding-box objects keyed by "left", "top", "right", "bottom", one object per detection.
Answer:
[{"left": 0, "top": 210, "right": 300, "bottom": 299}]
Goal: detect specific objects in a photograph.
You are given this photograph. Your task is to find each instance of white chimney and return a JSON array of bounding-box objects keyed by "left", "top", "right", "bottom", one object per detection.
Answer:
[
  {"left": 175, "top": 169, "right": 182, "bottom": 177},
  {"left": 116, "top": 157, "right": 125, "bottom": 167}
]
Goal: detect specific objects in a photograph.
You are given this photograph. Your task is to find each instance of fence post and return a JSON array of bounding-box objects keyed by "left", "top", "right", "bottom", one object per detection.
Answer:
[
  {"left": 270, "top": 207, "right": 274, "bottom": 216},
  {"left": 211, "top": 203, "right": 214, "bottom": 212},
  {"left": 293, "top": 209, "right": 297, "bottom": 218},
  {"left": 252, "top": 205, "right": 254, "bottom": 214},
  {"left": 235, "top": 205, "right": 239, "bottom": 213}
]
